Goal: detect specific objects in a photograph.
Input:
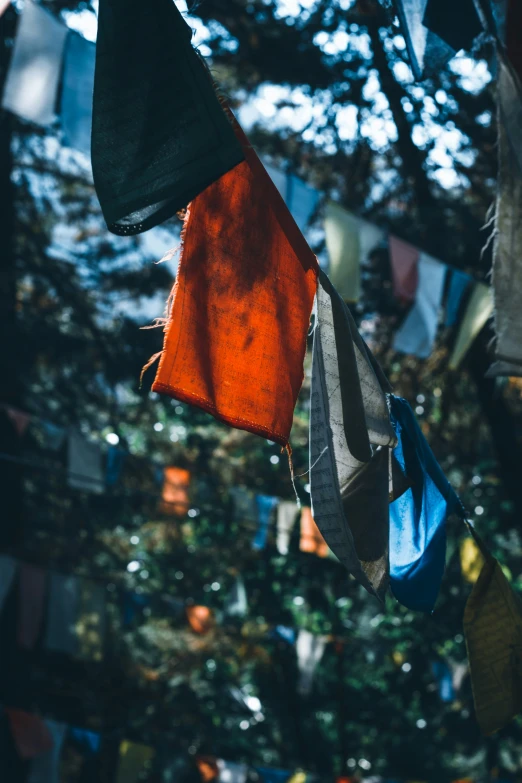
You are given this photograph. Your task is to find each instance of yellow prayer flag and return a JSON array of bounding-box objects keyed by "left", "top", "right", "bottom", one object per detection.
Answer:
[
  {"left": 287, "top": 772, "right": 307, "bottom": 783},
  {"left": 448, "top": 283, "right": 493, "bottom": 370},
  {"left": 117, "top": 741, "right": 155, "bottom": 783},
  {"left": 460, "top": 537, "right": 485, "bottom": 584},
  {"left": 324, "top": 202, "right": 360, "bottom": 302},
  {"left": 464, "top": 554, "right": 522, "bottom": 734}
]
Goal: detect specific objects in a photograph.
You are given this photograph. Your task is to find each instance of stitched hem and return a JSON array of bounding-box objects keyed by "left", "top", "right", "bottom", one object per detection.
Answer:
[{"left": 152, "top": 381, "right": 289, "bottom": 446}]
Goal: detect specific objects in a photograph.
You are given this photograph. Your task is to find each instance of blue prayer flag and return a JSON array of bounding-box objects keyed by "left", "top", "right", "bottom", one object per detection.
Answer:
[
  {"left": 389, "top": 396, "right": 464, "bottom": 612},
  {"left": 254, "top": 495, "right": 278, "bottom": 550},
  {"left": 70, "top": 727, "right": 101, "bottom": 754},
  {"left": 445, "top": 269, "right": 471, "bottom": 327},
  {"left": 256, "top": 768, "right": 291, "bottom": 783}
]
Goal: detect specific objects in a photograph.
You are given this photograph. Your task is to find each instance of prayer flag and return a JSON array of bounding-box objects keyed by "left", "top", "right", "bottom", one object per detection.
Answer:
[
  {"left": 464, "top": 546, "right": 522, "bottom": 734},
  {"left": 230, "top": 487, "right": 257, "bottom": 523},
  {"left": 299, "top": 507, "right": 329, "bottom": 559},
  {"left": 422, "top": 0, "right": 482, "bottom": 53},
  {"left": 324, "top": 202, "right": 360, "bottom": 302},
  {"left": 225, "top": 577, "right": 248, "bottom": 617},
  {"left": 389, "top": 236, "right": 419, "bottom": 303},
  {"left": 389, "top": 395, "right": 464, "bottom": 611},
  {"left": 152, "top": 122, "right": 318, "bottom": 446},
  {"left": 256, "top": 768, "right": 291, "bottom": 783},
  {"left": 286, "top": 175, "right": 320, "bottom": 234},
  {"left": 488, "top": 60, "right": 522, "bottom": 376},
  {"left": 272, "top": 625, "right": 296, "bottom": 645},
  {"left": 309, "top": 271, "right": 396, "bottom": 598},
  {"left": 217, "top": 760, "right": 248, "bottom": 783},
  {"left": 445, "top": 269, "right": 472, "bottom": 327},
  {"left": 186, "top": 605, "right": 214, "bottom": 635},
  {"left": 359, "top": 218, "right": 386, "bottom": 267},
  {"left": 431, "top": 659, "right": 455, "bottom": 702},
  {"left": 0, "top": 1, "right": 11, "bottom": 18},
  {"left": 264, "top": 163, "right": 287, "bottom": 198},
  {"left": 254, "top": 495, "right": 278, "bottom": 550},
  {"left": 393, "top": 253, "right": 447, "bottom": 358},
  {"left": 75, "top": 580, "right": 106, "bottom": 662},
  {"left": 296, "top": 630, "right": 327, "bottom": 695},
  {"left": 197, "top": 757, "right": 219, "bottom": 783},
  {"left": 5, "top": 710, "right": 53, "bottom": 760},
  {"left": 0, "top": 555, "right": 17, "bottom": 615},
  {"left": 2, "top": 0, "right": 67, "bottom": 126},
  {"left": 40, "top": 421, "right": 66, "bottom": 451},
  {"left": 4, "top": 406, "right": 30, "bottom": 437},
  {"left": 45, "top": 572, "right": 79, "bottom": 656},
  {"left": 393, "top": 0, "right": 462, "bottom": 80},
  {"left": 116, "top": 741, "right": 155, "bottom": 783},
  {"left": 276, "top": 501, "right": 299, "bottom": 555},
  {"left": 60, "top": 31, "right": 95, "bottom": 155},
  {"left": 160, "top": 467, "right": 191, "bottom": 516},
  {"left": 448, "top": 283, "right": 493, "bottom": 370},
  {"left": 69, "top": 727, "right": 101, "bottom": 754},
  {"left": 460, "top": 536, "right": 485, "bottom": 584},
  {"left": 27, "top": 719, "right": 66, "bottom": 783},
  {"left": 17, "top": 563, "right": 47, "bottom": 650},
  {"left": 67, "top": 431, "right": 104, "bottom": 494},
  {"left": 106, "top": 446, "right": 127, "bottom": 487},
  {"left": 92, "top": 0, "right": 243, "bottom": 235}
]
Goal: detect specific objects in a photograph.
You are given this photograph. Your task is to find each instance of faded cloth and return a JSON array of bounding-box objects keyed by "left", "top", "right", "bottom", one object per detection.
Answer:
[
  {"left": 92, "top": 0, "right": 243, "bottom": 235},
  {"left": 67, "top": 430, "right": 104, "bottom": 494},
  {"left": 17, "top": 563, "right": 47, "bottom": 650},
  {"left": 309, "top": 271, "right": 397, "bottom": 598},
  {"left": 389, "top": 236, "right": 419, "bottom": 303},
  {"left": 2, "top": 0, "right": 67, "bottom": 126},
  {"left": 254, "top": 495, "right": 278, "bottom": 550},
  {"left": 152, "top": 123, "right": 318, "bottom": 446},
  {"left": 488, "top": 59, "right": 522, "bottom": 376},
  {"left": 116, "top": 741, "right": 155, "bottom": 783},
  {"left": 0, "top": 555, "right": 17, "bottom": 615},
  {"left": 296, "top": 630, "right": 327, "bottom": 695},
  {"left": 60, "top": 31, "right": 95, "bottom": 155},
  {"left": 5, "top": 710, "right": 53, "bottom": 760},
  {"left": 448, "top": 283, "right": 493, "bottom": 370},
  {"left": 44, "top": 572, "right": 79, "bottom": 656},
  {"left": 161, "top": 467, "right": 190, "bottom": 516},
  {"left": 393, "top": 253, "right": 446, "bottom": 358},
  {"left": 464, "top": 535, "right": 522, "bottom": 735},
  {"left": 393, "top": 0, "right": 454, "bottom": 80},
  {"left": 276, "top": 500, "right": 299, "bottom": 555},
  {"left": 27, "top": 720, "right": 66, "bottom": 783},
  {"left": 324, "top": 202, "right": 360, "bottom": 302},
  {"left": 389, "top": 395, "right": 464, "bottom": 611},
  {"left": 445, "top": 269, "right": 471, "bottom": 327}
]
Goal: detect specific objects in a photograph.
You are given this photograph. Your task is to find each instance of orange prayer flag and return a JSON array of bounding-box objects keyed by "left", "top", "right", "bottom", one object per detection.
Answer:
[
  {"left": 196, "top": 756, "right": 219, "bottom": 783},
  {"left": 161, "top": 466, "right": 191, "bottom": 516},
  {"left": 300, "top": 507, "right": 329, "bottom": 558},
  {"left": 186, "top": 605, "right": 214, "bottom": 635},
  {"left": 5, "top": 709, "right": 53, "bottom": 760},
  {"left": 152, "top": 122, "right": 318, "bottom": 446}
]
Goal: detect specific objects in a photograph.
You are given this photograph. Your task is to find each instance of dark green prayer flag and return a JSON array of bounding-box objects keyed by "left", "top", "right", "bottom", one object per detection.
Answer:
[{"left": 92, "top": 0, "right": 244, "bottom": 235}]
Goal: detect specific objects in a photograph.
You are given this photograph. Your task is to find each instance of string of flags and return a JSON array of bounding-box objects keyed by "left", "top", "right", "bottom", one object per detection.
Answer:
[{"left": 2, "top": 0, "right": 522, "bottom": 740}]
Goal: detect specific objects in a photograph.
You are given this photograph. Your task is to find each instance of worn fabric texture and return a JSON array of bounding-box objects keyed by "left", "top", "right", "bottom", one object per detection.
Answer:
[
  {"left": 17, "top": 563, "right": 47, "bottom": 651},
  {"left": 464, "top": 547, "right": 522, "bottom": 735},
  {"left": 5, "top": 710, "right": 53, "bottom": 760},
  {"left": 27, "top": 720, "right": 66, "bottom": 783},
  {"left": 92, "top": 0, "right": 243, "bottom": 235},
  {"left": 488, "top": 60, "right": 522, "bottom": 377},
  {"left": 296, "top": 630, "right": 328, "bottom": 695},
  {"left": 254, "top": 495, "right": 278, "bottom": 550},
  {"left": 393, "top": 253, "right": 446, "bottom": 358},
  {"left": 324, "top": 202, "right": 360, "bottom": 302},
  {"left": 60, "top": 31, "right": 95, "bottom": 155},
  {"left": 389, "top": 395, "right": 464, "bottom": 612},
  {"left": 448, "top": 283, "right": 493, "bottom": 370},
  {"left": 44, "top": 572, "right": 79, "bottom": 656},
  {"left": 152, "top": 124, "right": 318, "bottom": 446},
  {"left": 67, "top": 430, "right": 104, "bottom": 494},
  {"left": 389, "top": 235, "right": 419, "bottom": 303},
  {"left": 445, "top": 269, "right": 472, "bottom": 327},
  {"left": 276, "top": 501, "right": 299, "bottom": 555},
  {"left": 309, "top": 272, "right": 396, "bottom": 599},
  {"left": 2, "top": 0, "right": 67, "bottom": 126},
  {"left": 393, "top": 0, "right": 454, "bottom": 81}
]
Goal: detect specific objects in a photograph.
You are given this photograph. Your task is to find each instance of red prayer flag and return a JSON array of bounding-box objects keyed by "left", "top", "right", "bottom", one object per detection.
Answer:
[
  {"left": 5, "top": 709, "right": 54, "bottom": 760},
  {"left": 389, "top": 235, "right": 419, "bottom": 304},
  {"left": 17, "top": 563, "right": 47, "bottom": 650},
  {"left": 152, "top": 123, "right": 318, "bottom": 446},
  {"left": 161, "top": 466, "right": 191, "bottom": 516}
]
